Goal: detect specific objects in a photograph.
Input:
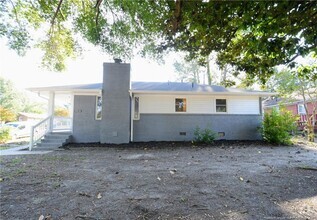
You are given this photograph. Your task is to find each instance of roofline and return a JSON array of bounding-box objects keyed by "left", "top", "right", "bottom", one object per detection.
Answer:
[
  {"left": 27, "top": 85, "right": 276, "bottom": 97},
  {"left": 131, "top": 90, "right": 276, "bottom": 97},
  {"left": 28, "top": 88, "right": 101, "bottom": 93},
  {"left": 264, "top": 99, "right": 316, "bottom": 108}
]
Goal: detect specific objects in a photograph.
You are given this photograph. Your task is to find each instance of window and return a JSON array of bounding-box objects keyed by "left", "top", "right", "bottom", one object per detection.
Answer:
[
  {"left": 95, "top": 96, "right": 102, "bottom": 120},
  {"left": 216, "top": 99, "right": 227, "bottom": 112},
  {"left": 134, "top": 97, "right": 140, "bottom": 120},
  {"left": 175, "top": 98, "right": 186, "bottom": 112},
  {"left": 298, "top": 104, "right": 306, "bottom": 114}
]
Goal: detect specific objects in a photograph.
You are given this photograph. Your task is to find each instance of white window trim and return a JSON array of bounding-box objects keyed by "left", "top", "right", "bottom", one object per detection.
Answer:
[
  {"left": 215, "top": 98, "right": 228, "bottom": 113},
  {"left": 133, "top": 96, "right": 140, "bottom": 120},
  {"left": 95, "top": 96, "right": 102, "bottom": 120},
  {"left": 175, "top": 98, "right": 187, "bottom": 113},
  {"left": 298, "top": 104, "right": 306, "bottom": 114}
]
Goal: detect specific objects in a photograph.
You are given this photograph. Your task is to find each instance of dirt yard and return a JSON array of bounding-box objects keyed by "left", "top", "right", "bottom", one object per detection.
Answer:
[{"left": 1, "top": 141, "right": 317, "bottom": 220}]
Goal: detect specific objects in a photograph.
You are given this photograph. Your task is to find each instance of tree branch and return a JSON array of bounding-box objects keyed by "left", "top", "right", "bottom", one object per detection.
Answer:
[
  {"left": 284, "top": 44, "right": 317, "bottom": 65},
  {"left": 8, "top": 0, "right": 20, "bottom": 25},
  {"left": 172, "top": 0, "right": 183, "bottom": 32},
  {"left": 51, "top": 0, "right": 63, "bottom": 26},
  {"left": 95, "top": 0, "right": 103, "bottom": 26}
]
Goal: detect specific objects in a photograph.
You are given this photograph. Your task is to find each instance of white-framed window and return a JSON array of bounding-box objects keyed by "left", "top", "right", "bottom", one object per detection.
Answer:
[
  {"left": 175, "top": 98, "right": 187, "bottom": 112},
  {"left": 298, "top": 104, "right": 306, "bottom": 114},
  {"left": 95, "top": 96, "right": 102, "bottom": 120},
  {"left": 134, "top": 96, "right": 140, "bottom": 120},
  {"left": 216, "top": 99, "right": 227, "bottom": 113}
]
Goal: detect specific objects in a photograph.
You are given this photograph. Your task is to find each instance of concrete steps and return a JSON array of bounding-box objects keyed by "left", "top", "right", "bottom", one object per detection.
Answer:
[{"left": 33, "top": 132, "right": 71, "bottom": 151}]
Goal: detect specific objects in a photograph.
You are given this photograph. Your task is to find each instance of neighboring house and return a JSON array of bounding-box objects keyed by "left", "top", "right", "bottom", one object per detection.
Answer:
[
  {"left": 28, "top": 62, "right": 274, "bottom": 144},
  {"left": 18, "top": 112, "right": 45, "bottom": 122},
  {"left": 263, "top": 97, "right": 317, "bottom": 131}
]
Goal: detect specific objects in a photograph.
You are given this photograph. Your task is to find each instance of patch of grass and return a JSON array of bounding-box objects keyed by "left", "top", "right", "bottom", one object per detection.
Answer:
[
  {"left": 52, "top": 182, "right": 61, "bottom": 189},
  {"left": 11, "top": 158, "right": 23, "bottom": 165},
  {"left": 15, "top": 168, "right": 27, "bottom": 175},
  {"left": 0, "top": 168, "right": 27, "bottom": 180},
  {"left": 49, "top": 172, "right": 61, "bottom": 178},
  {"left": 179, "top": 197, "right": 188, "bottom": 203},
  {"left": 0, "top": 145, "right": 11, "bottom": 150},
  {"left": 291, "top": 136, "right": 317, "bottom": 147},
  {"left": 42, "top": 155, "right": 71, "bottom": 162}
]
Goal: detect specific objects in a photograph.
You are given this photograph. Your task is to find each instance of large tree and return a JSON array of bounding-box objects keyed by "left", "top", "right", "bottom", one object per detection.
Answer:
[
  {"left": 173, "top": 59, "right": 204, "bottom": 84},
  {"left": 1, "top": 1, "right": 316, "bottom": 83}
]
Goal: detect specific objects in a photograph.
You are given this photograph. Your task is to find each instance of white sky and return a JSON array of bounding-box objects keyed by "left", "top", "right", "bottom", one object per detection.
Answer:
[{"left": 0, "top": 39, "right": 177, "bottom": 89}]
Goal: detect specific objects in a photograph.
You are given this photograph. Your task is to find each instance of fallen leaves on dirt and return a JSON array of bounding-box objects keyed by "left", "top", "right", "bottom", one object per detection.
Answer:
[
  {"left": 296, "top": 166, "right": 317, "bottom": 171},
  {"left": 169, "top": 169, "right": 177, "bottom": 174},
  {"left": 38, "top": 214, "right": 52, "bottom": 220},
  {"left": 78, "top": 192, "right": 91, "bottom": 197}
]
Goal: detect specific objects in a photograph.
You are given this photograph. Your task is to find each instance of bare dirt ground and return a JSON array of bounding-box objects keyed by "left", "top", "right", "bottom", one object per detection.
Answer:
[{"left": 0, "top": 140, "right": 317, "bottom": 220}]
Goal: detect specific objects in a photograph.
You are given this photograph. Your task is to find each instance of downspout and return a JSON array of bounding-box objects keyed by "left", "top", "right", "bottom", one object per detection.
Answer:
[
  {"left": 259, "top": 97, "right": 263, "bottom": 116},
  {"left": 69, "top": 92, "right": 74, "bottom": 133},
  {"left": 130, "top": 91, "right": 134, "bottom": 142}
]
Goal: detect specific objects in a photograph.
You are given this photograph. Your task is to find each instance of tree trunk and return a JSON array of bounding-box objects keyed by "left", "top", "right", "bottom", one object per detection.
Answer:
[
  {"left": 303, "top": 103, "right": 314, "bottom": 142},
  {"left": 196, "top": 70, "right": 200, "bottom": 84},
  {"left": 222, "top": 67, "right": 227, "bottom": 82},
  {"left": 207, "top": 60, "right": 212, "bottom": 85},
  {"left": 306, "top": 115, "right": 314, "bottom": 142}
]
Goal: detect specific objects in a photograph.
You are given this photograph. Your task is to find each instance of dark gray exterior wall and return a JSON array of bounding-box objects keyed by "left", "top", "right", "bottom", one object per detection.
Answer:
[
  {"left": 100, "top": 63, "right": 131, "bottom": 144},
  {"left": 133, "top": 114, "right": 262, "bottom": 141},
  {"left": 72, "top": 95, "right": 100, "bottom": 143}
]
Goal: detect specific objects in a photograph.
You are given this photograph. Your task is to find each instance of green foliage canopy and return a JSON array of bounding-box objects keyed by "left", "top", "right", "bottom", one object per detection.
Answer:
[
  {"left": 1, "top": 0, "right": 316, "bottom": 83},
  {"left": 0, "top": 77, "right": 45, "bottom": 119}
]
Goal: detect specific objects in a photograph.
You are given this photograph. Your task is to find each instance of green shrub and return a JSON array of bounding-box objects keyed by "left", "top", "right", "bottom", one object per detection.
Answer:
[
  {"left": 0, "top": 127, "right": 11, "bottom": 143},
  {"left": 194, "top": 126, "right": 216, "bottom": 144},
  {"left": 262, "top": 109, "right": 298, "bottom": 145}
]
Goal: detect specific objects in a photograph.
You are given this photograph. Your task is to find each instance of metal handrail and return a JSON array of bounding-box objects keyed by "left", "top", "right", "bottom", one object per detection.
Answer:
[{"left": 29, "top": 116, "right": 52, "bottom": 151}]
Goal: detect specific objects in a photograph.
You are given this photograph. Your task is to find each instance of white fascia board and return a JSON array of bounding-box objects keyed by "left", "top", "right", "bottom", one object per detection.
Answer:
[
  {"left": 28, "top": 88, "right": 101, "bottom": 94},
  {"left": 130, "top": 90, "right": 276, "bottom": 97},
  {"left": 72, "top": 90, "right": 101, "bottom": 95}
]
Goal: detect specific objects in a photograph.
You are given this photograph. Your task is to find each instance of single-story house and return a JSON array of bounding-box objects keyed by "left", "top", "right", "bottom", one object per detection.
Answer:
[
  {"left": 264, "top": 97, "right": 317, "bottom": 131},
  {"left": 28, "top": 62, "right": 274, "bottom": 144}
]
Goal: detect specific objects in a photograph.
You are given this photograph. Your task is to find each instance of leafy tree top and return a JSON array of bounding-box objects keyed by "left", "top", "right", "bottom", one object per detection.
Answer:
[{"left": 1, "top": 0, "right": 316, "bottom": 83}]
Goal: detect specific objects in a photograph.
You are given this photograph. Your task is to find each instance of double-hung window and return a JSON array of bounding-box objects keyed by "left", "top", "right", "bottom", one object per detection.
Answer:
[
  {"left": 216, "top": 99, "right": 227, "bottom": 113},
  {"left": 298, "top": 104, "right": 306, "bottom": 114}
]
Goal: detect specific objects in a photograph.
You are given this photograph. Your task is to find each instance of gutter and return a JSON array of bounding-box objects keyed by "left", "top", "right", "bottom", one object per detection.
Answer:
[{"left": 130, "top": 90, "right": 276, "bottom": 97}]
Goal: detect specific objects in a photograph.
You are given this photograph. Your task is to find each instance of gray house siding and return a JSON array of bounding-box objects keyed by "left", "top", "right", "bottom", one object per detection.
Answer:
[
  {"left": 72, "top": 95, "right": 100, "bottom": 143},
  {"left": 100, "top": 63, "right": 131, "bottom": 144},
  {"left": 133, "top": 114, "right": 262, "bottom": 142}
]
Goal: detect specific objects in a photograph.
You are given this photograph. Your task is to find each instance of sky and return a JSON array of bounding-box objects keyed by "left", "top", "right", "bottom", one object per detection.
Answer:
[{"left": 0, "top": 39, "right": 177, "bottom": 90}]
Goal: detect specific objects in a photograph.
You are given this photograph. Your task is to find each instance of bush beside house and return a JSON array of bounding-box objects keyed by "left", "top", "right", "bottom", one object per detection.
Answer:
[{"left": 262, "top": 109, "right": 298, "bottom": 145}]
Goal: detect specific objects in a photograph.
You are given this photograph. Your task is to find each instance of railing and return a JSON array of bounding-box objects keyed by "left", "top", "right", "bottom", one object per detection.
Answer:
[
  {"left": 29, "top": 116, "right": 73, "bottom": 151},
  {"left": 53, "top": 116, "right": 72, "bottom": 131},
  {"left": 29, "top": 116, "right": 52, "bottom": 151}
]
